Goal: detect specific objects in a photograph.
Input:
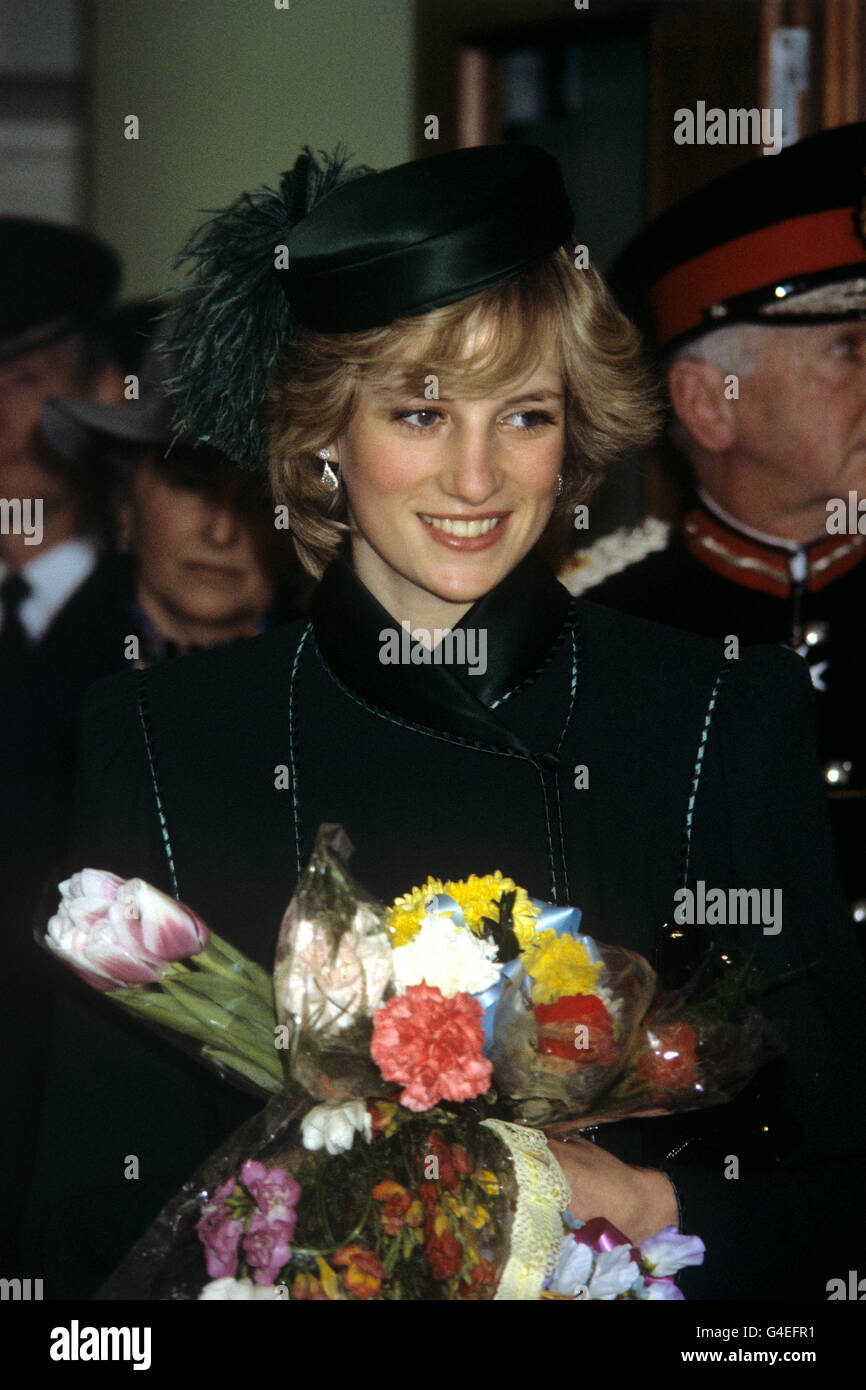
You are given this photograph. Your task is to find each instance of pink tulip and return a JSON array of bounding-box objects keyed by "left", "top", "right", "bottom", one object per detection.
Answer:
[{"left": 45, "top": 869, "right": 209, "bottom": 992}]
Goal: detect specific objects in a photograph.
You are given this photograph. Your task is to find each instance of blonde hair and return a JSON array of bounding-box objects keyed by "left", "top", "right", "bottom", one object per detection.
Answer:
[{"left": 268, "top": 244, "right": 661, "bottom": 577}]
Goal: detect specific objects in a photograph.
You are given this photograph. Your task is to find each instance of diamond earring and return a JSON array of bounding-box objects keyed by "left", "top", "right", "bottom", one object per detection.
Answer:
[
  {"left": 555, "top": 474, "right": 564, "bottom": 498},
  {"left": 319, "top": 449, "right": 339, "bottom": 493}
]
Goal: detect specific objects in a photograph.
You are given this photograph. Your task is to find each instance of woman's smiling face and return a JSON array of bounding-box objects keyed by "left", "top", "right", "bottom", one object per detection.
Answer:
[{"left": 331, "top": 342, "right": 565, "bottom": 628}]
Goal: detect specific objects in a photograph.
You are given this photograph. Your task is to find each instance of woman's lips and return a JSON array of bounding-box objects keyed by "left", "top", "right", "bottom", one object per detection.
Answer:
[
  {"left": 418, "top": 512, "right": 510, "bottom": 551},
  {"left": 185, "top": 562, "right": 243, "bottom": 581}
]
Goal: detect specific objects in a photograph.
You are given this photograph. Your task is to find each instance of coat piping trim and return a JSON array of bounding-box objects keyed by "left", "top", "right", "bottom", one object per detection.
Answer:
[
  {"left": 136, "top": 669, "right": 180, "bottom": 900},
  {"left": 680, "top": 664, "right": 730, "bottom": 892},
  {"left": 488, "top": 598, "right": 580, "bottom": 708},
  {"left": 288, "top": 623, "right": 313, "bottom": 879}
]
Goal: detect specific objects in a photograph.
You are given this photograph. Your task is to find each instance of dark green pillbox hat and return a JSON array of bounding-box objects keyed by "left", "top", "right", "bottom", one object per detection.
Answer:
[{"left": 278, "top": 144, "right": 575, "bottom": 333}]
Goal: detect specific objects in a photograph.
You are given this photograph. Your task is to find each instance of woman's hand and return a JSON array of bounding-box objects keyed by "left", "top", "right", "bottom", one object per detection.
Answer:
[{"left": 545, "top": 1135, "right": 678, "bottom": 1246}]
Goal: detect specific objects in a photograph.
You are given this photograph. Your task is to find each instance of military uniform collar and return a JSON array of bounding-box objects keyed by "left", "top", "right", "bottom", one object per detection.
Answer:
[
  {"left": 685, "top": 489, "right": 866, "bottom": 596},
  {"left": 310, "top": 551, "right": 575, "bottom": 751}
]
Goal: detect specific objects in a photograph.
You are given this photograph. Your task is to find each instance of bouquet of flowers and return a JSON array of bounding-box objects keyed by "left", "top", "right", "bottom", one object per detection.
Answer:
[{"left": 42, "top": 824, "right": 782, "bottom": 1300}]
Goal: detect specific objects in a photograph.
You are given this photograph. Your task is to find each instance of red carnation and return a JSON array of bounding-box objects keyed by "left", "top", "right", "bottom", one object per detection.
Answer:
[
  {"left": 637, "top": 1021, "right": 699, "bottom": 1091},
  {"left": 534, "top": 992, "right": 617, "bottom": 1064},
  {"left": 370, "top": 983, "right": 492, "bottom": 1112}
]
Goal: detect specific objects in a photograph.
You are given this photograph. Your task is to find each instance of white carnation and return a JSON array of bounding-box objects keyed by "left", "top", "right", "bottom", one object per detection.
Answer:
[
  {"left": 301, "top": 1098, "right": 372, "bottom": 1155},
  {"left": 199, "top": 1277, "right": 284, "bottom": 1300},
  {"left": 393, "top": 913, "right": 501, "bottom": 998}
]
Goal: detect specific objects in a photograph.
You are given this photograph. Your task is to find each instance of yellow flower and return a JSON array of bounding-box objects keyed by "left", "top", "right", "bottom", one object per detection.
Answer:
[
  {"left": 444, "top": 1193, "right": 490, "bottom": 1229},
  {"left": 440, "top": 873, "right": 540, "bottom": 949},
  {"left": 386, "top": 877, "right": 445, "bottom": 946},
  {"left": 474, "top": 1169, "right": 501, "bottom": 1196},
  {"left": 316, "top": 1257, "right": 342, "bottom": 1301},
  {"left": 368, "top": 1099, "right": 399, "bottom": 1139},
  {"left": 388, "top": 871, "right": 538, "bottom": 949},
  {"left": 522, "top": 929, "right": 602, "bottom": 1005}
]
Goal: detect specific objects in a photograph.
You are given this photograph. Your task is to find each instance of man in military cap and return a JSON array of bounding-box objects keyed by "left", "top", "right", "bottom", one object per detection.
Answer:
[{"left": 569, "top": 122, "right": 866, "bottom": 946}]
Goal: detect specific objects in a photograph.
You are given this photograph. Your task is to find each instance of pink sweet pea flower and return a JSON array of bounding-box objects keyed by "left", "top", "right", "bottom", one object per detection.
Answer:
[
  {"left": 240, "top": 1161, "right": 301, "bottom": 1220},
  {"left": 45, "top": 869, "right": 209, "bottom": 991},
  {"left": 639, "top": 1226, "right": 705, "bottom": 1277},
  {"left": 242, "top": 1211, "right": 294, "bottom": 1286},
  {"left": 641, "top": 1277, "right": 685, "bottom": 1300},
  {"left": 198, "top": 1212, "right": 245, "bottom": 1281}
]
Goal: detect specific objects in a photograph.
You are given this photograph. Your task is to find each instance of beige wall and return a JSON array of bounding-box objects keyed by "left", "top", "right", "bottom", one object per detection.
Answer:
[{"left": 88, "top": 0, "right": 416, "bottom": 296}]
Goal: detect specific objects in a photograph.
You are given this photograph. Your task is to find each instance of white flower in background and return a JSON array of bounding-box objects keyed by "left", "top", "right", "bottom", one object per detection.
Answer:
[
  {"left": 301, "top": 1099, "right": 372, "bottom": 1155},
  {"left": 280, "top": 917, "right": 392, "bottom": 1034},
  {"left": 199, "top": 1277, "right": 283, "bottom": 1300},
  {"left": 392, "top": 911, "right": 501, "bottom": 998}
]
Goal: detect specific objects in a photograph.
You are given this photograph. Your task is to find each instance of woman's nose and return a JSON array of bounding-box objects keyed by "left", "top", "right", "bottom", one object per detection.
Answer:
[
  {"left": 438, "top": 426, "right": 501, "bottom": 503},
  {"left": 202, "top": 501, "right": 242, "bottom": 546}
]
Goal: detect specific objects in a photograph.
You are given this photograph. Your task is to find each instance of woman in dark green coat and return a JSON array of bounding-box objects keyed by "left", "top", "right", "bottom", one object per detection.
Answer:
[{"left": 27, "top": 144, "right": 866, "bottom": 1300}]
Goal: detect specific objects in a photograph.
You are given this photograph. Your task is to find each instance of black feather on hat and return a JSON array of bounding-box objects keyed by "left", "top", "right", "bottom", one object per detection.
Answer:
[{"left": 164, "top": 146, "right": 373, "bottom": 472}]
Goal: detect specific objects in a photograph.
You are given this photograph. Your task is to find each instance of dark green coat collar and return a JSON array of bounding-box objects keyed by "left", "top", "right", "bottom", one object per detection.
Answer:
[{"left": 310, "top": 552, "right": 575, "bottom": 752}]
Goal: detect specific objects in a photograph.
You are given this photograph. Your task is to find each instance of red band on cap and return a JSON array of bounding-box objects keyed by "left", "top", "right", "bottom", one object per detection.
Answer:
[{"left": 650, "top": 207, "right": 866, "bottom": 347}]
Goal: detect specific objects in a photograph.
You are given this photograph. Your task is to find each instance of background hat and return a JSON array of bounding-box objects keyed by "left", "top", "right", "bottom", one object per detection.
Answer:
[
  {"left": 167, "top": 143, "right": 573, "bottom": 471},
  {"left": 610, "top": 122, "right": 866, "bottom": 353},
  {"left": 279, "top": 144, "right": 574, "bottom": 333},
  {"left": 41, "top": 335, "right": 174, "bottom": 460},
  {"left": 0, "top": 217, "right": 121, "bottom": 364}
]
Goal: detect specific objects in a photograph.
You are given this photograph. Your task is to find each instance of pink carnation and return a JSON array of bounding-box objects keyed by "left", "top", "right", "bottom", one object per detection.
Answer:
[{"left": 370, "top": 983, "right": 492, "bottom": 1112}]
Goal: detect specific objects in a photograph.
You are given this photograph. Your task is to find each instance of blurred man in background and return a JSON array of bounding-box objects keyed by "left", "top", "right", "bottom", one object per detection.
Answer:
[{"left": 0, "top": 216, "right": 124, "bottom": 1269}]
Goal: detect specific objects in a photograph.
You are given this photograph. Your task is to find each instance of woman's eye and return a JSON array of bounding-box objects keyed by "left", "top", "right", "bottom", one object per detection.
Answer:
[
  {"left": 395, "top": 409, "right": 441, "bottom": 431},
  {"left": 175, "top": 471, "right": 209, "bottom": 491},
  {"left": 505, "top": 409, "right": 556, "bottom": 430}
]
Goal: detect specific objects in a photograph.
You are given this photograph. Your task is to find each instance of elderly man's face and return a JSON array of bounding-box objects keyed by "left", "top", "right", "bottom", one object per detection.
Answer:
[
  {"left": 732, "top": 322, "right": 866, "bottom": 501},
  {"left": 0, "top": 338, "right": 85, "bottom": 470}
]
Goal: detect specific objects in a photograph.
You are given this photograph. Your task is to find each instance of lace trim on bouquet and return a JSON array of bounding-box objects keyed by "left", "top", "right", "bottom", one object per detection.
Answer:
[{"left": 481, "top": 1119, "right": 570, "bottom": 1300}]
